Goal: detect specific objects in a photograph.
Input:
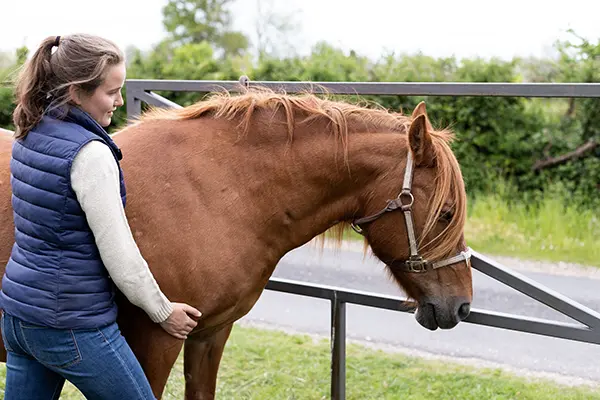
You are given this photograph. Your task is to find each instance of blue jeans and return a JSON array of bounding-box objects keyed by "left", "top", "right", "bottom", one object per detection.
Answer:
[{"left": 1, "top": 312, "right": 156, "bottom": 399}]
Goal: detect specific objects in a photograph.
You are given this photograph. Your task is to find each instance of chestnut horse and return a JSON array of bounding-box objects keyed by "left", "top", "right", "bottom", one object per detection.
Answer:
[{"left": 0, "top": 89, "right": 472, "bottom": 399}]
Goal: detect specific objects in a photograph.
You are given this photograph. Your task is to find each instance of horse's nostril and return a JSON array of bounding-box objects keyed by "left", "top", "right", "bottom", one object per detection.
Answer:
[{"left": 457, "top": 303, "right": 471, "bottom": 320}]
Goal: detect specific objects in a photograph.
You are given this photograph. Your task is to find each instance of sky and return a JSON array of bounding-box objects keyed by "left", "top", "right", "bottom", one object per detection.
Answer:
[{"left": 1, "top": 0, "right": 599, "bottom": 62}]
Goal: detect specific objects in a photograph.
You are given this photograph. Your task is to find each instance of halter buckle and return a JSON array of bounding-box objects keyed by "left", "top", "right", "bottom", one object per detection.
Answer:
[{"left": 405, "top": 256, "right": 429, "bottom": 273}]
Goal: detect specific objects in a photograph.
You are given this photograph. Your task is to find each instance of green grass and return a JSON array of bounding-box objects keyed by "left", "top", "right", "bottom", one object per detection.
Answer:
[
  {"left": 464, "top": 190, "right": 600, "bottom": 267},
  {"left": 10, "top": 325, "right": 598, "bottom": 399}
]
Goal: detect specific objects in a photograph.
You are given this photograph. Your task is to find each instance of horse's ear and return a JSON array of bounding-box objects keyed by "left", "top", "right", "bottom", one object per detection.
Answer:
[
  {"left": 411, "top": 101, "right": 427, "bottom": 119},
  {"left": 411, "top": 101, "right": 434, "bottom": 131},
  {"left": 408, "top": 114, "right": 435, "bottom": 166}
]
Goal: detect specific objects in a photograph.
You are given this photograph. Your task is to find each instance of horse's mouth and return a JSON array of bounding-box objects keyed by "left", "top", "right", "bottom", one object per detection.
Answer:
[
  {"left": 416, "top": 303, "right": 439, "bottom": 330},
  {"left": 415, "top": 302, "right": 460, "bottom": 331}
]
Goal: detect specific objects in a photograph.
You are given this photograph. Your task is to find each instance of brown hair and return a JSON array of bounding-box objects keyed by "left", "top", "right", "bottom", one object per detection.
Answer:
[{"left": 12, "top": 34, "right": 124, "bottom": 139}]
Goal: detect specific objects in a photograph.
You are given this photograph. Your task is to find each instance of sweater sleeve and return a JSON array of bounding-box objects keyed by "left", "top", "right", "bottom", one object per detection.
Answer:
[{"left": 70, "top": 140, "right": 173, "bottom": 323}]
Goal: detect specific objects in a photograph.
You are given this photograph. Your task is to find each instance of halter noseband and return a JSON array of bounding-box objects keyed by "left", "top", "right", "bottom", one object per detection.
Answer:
[{"left": 350, "top": 151, "right": 472, "bottom": 273}]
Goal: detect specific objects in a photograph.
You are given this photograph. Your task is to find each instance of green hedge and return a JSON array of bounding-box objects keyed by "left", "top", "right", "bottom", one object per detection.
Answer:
[{"left": 1, "top": 40, "right": 598, "bottom": 208}]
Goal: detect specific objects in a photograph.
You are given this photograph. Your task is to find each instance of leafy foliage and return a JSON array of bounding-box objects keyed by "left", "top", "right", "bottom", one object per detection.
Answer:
[
  {"left": 162, "top": 0, "right": 248, "bottom": 57},
  {"left": 0, "top": 3, "right": 597, "bottom": 209}
]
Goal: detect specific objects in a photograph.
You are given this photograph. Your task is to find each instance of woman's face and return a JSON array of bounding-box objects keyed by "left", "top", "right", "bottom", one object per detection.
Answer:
[{"left": 74, "top": 62, "right": 126, "bottom": 127}]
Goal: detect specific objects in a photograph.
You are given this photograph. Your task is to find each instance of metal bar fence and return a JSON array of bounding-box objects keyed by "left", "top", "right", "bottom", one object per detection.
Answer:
[
  {"left": 126, "top": 79, "right": 600, "bottom": 98},
  {"left": 125, "top": 79, "right": 600, "bottom": 400}
]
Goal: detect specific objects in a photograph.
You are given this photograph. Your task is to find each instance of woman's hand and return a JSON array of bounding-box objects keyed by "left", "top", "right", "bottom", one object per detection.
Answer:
[{"left": 159, "top": 303, "right": 202, "bottom": 339}]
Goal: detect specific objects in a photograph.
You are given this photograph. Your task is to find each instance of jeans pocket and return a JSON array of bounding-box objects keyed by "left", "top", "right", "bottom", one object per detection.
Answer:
[
  {"left": 0, "top": 313, "right": 14, "bottom": 353},
  {"left": 20, "top": 322, "right": 82, "bottom": 368}
]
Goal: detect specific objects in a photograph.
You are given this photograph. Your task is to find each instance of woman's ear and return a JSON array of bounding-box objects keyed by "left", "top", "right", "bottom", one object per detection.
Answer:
[{"left": 68, "top": 86, "right": 82, "bottom": 106}]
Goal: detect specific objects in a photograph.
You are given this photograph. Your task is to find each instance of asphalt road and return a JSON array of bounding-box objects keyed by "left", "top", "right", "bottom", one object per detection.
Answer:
[{"left": 238, "top": 242, "right": 600, "bottom": 384}]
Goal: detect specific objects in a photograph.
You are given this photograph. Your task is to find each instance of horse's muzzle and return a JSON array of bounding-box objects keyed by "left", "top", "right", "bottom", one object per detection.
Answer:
[{"left": 415, "top": 297, "right": 471, "bottom": 330}]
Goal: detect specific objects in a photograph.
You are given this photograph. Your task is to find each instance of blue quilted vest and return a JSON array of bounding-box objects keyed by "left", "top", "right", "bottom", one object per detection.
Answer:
[{"left": 1, "top": 106, "right": 126, "bottom": 329}]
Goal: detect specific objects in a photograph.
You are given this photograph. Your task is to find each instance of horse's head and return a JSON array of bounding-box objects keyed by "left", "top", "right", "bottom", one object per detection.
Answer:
[{"left": 353, "top": 102, "right": 472, "bottom": 331}]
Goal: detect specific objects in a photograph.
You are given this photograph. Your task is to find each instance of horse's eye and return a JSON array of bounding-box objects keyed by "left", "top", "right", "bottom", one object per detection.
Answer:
[{"left": 440, "top": 210, "right": 454, "bottom": 222}]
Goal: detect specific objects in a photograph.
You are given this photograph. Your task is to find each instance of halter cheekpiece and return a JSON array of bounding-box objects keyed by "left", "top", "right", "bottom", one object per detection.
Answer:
[{"left": 351, "top": 151, "right": 472, "bottom": 273}]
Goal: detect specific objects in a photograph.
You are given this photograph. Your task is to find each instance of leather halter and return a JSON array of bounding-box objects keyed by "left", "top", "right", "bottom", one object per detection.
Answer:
[{"left": 350, "top": 151, "right": 472, "bottom": 273}]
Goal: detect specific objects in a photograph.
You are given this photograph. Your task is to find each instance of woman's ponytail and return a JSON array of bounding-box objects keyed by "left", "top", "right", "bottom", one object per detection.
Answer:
[{"left": 13, "top": 36, "right": 58, "bottom": 139}]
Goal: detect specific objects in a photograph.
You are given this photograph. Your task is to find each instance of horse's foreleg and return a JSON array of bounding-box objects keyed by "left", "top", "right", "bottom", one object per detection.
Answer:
[
  {"left": 119, "top": 308, "right": 184, "bottom": 399},
  {"left": 139, "top": 335, "right": 185, "bottom": 399},
  {"left": 183, "top": 323, "right": 234, "bottom": 400}
]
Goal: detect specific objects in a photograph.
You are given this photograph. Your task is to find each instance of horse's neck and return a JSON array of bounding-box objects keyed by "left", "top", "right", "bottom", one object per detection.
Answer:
[
  {"left": 119, "top": 118, "right": 405, "bottom": 268},
  {"left": 239, "top": 123, "right": 406, "bottom": 256}
]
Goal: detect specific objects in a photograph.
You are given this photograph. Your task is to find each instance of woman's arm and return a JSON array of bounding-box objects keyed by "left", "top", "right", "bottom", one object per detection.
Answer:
[{"left": 70, "top": 140, "right": 173, "bottom": 323}]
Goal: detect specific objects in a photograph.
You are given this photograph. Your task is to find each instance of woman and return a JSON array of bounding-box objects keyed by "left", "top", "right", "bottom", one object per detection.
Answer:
[{"left": 0, "top": 34, "right": 201, "bottom": 399}]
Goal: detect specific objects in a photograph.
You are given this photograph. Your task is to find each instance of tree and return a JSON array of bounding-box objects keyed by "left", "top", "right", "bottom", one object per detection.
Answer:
[
  {"left": 15, "top": 46, "right": 28, "bottom": 66},
  {"left": 0, "top": 46, "right": 28, "bottom": 130},
  {"left": 0, "top": 51, "right": 14, "bottom": 71},
  {"left": 253, "top": 0, "right": 302, "bottom": 59},
  {"left": 162, "top": 0, "right": 249, "bottom": 57},
  {"left": 532, "top": 30, "right": 600, "bottom": 171}
]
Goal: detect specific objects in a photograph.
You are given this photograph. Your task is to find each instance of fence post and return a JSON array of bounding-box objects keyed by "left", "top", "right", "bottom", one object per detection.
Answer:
[
  {"left": 125, "top": 86, "right": 142, "bottom": 119},
  {"left": 331, "top": 293, "right": 346, "bottom": 400}
]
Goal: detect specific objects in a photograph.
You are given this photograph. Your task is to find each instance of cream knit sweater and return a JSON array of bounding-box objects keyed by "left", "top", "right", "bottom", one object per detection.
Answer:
[{"left": 70, "top": 141, "right": 173, "bottom": 323}]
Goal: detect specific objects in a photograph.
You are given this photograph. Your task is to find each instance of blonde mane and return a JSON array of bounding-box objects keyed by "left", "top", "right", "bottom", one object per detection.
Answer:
[{"left": 140, "top": 87, "right": 466, "bottom": 263}]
